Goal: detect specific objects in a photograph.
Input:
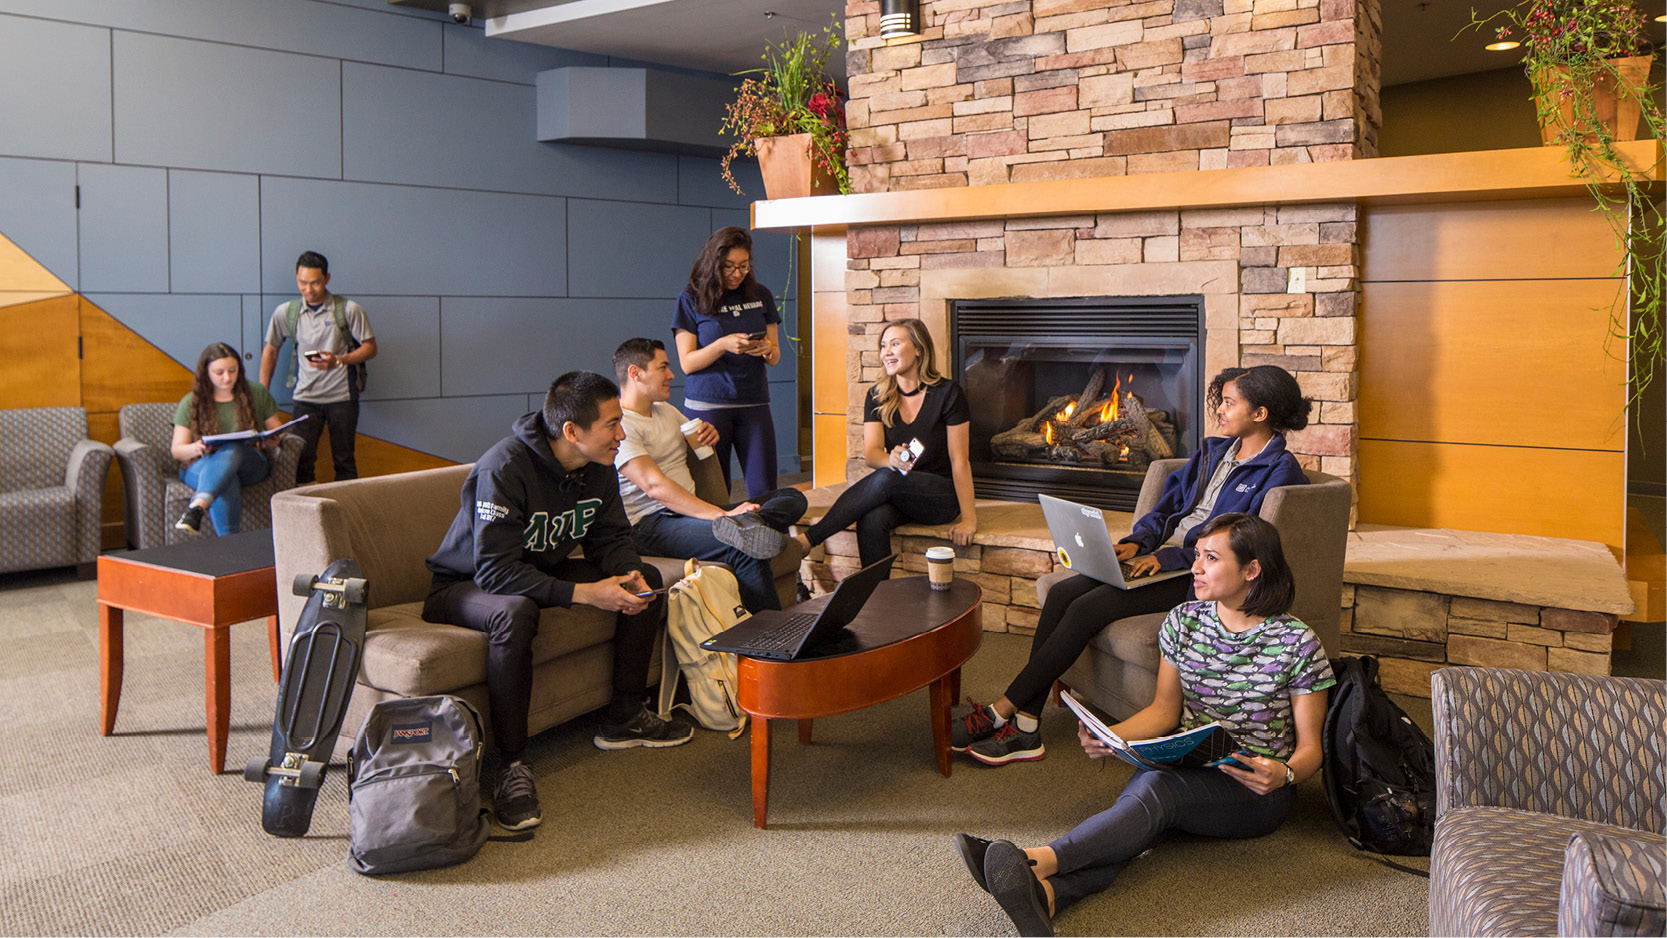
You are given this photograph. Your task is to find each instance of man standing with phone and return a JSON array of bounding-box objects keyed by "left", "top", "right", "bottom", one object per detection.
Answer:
[{"left": 259, "top": 251, "right": 377, "bottom": 484}]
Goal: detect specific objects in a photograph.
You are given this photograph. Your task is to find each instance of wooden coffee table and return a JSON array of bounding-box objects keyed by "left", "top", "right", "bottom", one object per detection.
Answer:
[
  {"left": 736, "top": 575, "right": 983, "bottom": 828},
  {"left": 97, "top": 530, "right": 282, "bottom": 774}
]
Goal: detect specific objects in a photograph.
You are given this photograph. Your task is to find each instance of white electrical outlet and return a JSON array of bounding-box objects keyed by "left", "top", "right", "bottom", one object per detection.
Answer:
[{"left": 1287, "top": 267, "right": 1306, "bottom": 293}]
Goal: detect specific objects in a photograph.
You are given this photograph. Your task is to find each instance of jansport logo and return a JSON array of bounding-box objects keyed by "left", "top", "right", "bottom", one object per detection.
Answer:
[{"left": 391, "top": 722, "right": 432, "bottom": 744}]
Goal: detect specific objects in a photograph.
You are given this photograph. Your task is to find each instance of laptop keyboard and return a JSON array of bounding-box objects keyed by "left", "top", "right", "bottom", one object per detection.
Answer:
[{"left": 745, "top": 612, "right": 819, "bottom": 652}]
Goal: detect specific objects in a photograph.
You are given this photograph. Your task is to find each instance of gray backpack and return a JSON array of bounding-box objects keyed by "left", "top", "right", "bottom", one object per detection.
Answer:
[{"left": 347, "top": 695, "right": 490, "bottom": 875}]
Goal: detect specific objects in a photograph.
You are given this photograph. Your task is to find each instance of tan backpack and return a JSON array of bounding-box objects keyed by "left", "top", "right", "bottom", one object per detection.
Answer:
[{"left": 657, "top": 560, "right": 748, "bottom": 738}]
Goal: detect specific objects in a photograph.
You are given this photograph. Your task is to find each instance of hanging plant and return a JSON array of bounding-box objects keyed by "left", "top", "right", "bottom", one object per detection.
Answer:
[{"left": 719, "top": 19, "right": 852, "bottom": 198}]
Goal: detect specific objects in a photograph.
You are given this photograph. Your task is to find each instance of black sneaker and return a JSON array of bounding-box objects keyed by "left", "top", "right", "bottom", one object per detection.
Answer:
[
  {"left": 951, "top": 698, "right": 1001, "bottom": 752},
  {"left": 712, "top": 513, "right": 787, "bottom": 559},
  {"left": 175, "top": 504, "right": 205, "bottom": 533},
  {"left": 954, "top": 833, "right": 993, "bottom": 893},
  {"left": 984, "top": 840, "right": 1053, "bottom": 937},
  {"left": 968, "top": 722, "right": 1045, "bottom": 766},
  {"left": 594, "top": 704, "right": 694, "bottom": 750},
  {"left": 491, "top": 761, "right": 541, "bottom": 830}
]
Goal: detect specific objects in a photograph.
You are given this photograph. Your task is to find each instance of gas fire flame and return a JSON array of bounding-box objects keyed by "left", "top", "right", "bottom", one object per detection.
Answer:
[
  {"left": 1043, "top": 421, "right": 1055, "bottom": 445},
  {"left": 1054, "top": 401, "right": 1075, "bottom": 422}
]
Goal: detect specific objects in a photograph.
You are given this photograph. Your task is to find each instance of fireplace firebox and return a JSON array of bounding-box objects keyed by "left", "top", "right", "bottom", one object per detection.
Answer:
[{"left": 952, "top": 296, "right": 1203, "bottom": 512}]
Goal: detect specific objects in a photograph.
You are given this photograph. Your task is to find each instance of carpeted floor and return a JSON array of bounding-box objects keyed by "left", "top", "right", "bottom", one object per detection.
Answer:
[{"left": 1, "top": 566, "right": 1431, "bottom": 937}]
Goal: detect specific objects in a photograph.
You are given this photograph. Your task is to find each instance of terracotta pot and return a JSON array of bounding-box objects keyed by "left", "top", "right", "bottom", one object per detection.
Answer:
[
  {"left": 754, "top": 133, "right": 839, "bottom": 200},
  {"left": 1532, "top": 55, "right": 1653, "bottom": 145}
]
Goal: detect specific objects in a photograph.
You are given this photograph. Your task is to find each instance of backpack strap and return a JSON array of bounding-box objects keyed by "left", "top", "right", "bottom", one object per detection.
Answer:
[{"left": 284, "top": 299, "right": 303, "bottom": 390}]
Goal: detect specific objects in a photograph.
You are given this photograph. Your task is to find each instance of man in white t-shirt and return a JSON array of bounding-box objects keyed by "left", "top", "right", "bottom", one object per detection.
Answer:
[{"left": 612, "top": 338, "right": 807, "bottom": 612}]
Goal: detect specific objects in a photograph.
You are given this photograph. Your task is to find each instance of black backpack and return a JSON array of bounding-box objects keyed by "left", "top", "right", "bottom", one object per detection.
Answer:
[{"left": 1320, "top": 655, "right": 1437, "bottom": 874}]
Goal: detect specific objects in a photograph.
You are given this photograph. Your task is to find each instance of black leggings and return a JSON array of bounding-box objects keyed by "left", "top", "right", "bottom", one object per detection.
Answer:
[
  {"left": 422, "top": 560, "right": 663, "bottom": 759},
  {"left": 804, "top": 467, "right": 961, "bottom": 569},
  {"left": 1003, "top": 572, "right": 1190, "bottom": 717}
]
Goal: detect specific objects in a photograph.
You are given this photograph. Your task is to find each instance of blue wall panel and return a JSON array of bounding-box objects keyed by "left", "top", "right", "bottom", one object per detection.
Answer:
[
  {"left": 677, "top": 155, "right": 758, "bottom": 210},
  {"left": 242, "top": 295, "right": 268, "bottom": 370},
  {"left": 78, "top": 164, "right": 169, "bottom": 294},
  {"left": 359, "top": 395, "right": 530, "bottom": 464},
  {"left": 342, "top": 62, "right": 676, "bottom": 201},
  {"left": 259, "top": 178, "right": 566, "bottom": 297},
  {"left": 439, "top": 297, "right": 666, "bottom": 397},
  {"left": 0, "top": 0, "right": 440, "bottom": 72},
  {"left": 259, "top": 293, "right": 441, "bottom": 404},
  {"left": 441, "top": 23, "right": 603, "bottom": 84},
  {"left": 169, "top": 171, "right": 260, "bottom": 294},
  {"left": 90, "top": 293, "right": 243, "bottom": 372},
  {"left": 0, "top": 157, "right": 80, "bottom": 288},
  {"left": 566, "top": 199, "right": 712, "bottom": 299},
  {"left": 113, "top": 32, "right": 341, "bottom": 178},
  {"left": 0, "top": 15, "right": 112, "bottom": 163}
]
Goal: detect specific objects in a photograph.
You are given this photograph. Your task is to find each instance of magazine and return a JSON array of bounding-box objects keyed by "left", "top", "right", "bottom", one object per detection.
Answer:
[
  {"left": 1061, "top": 690, "right": 1245, "bottom": 771},
  {"left": 201, "top": 414, "right": 310, "bottom": 446}
]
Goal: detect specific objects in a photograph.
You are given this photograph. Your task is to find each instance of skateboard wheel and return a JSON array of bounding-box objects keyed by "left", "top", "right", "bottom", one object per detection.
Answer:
[
  {"left": 297, "top": 760, "right": 325, "bottom": 789},
  {"left": 243, "top": 757, "right": 269, "bottom": 782},
  {"left": 292, "top": 573, "right": 318, "bottom": 597},
  {"left": 342, "top": 578, "right": 368, "bottom": 605}
]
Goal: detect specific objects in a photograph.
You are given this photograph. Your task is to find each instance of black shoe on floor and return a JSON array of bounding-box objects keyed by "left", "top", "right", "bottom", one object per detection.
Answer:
[
  {"left": 594, "top": 704, "right": 694, "bottom": 750},
  {"left": 968, "top": 721, "right": 1046, "bottom": 766},
  {"left": 712, "top": 512, "right": 788, "bottom": 559},
  {"left": 951, "top": 699, "right": 1000, "bottom": 752},
  {"left": 984, "top": 840, "right": 1053, "bottom": 937},
  {"left": 954, "top": 833, "right": 993, "bottom": 893},
  {"left": 174, "top": 504, "right": 205, "bottom": 533},
  {"left": 491, "top": 761, "right": 542, "bottom": 830}
]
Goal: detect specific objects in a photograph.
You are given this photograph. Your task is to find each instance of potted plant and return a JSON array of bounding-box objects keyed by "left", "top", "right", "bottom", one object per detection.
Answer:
[
  {"left": 1468, "top": 0, "right": 1664, "bottom": 401},
  {"left": 720, "top": 21, "right": 852, "bottom": 199}
]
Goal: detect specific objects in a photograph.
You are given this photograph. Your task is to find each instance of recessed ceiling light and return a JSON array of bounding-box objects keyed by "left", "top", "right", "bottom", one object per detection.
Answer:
[
  {"left": 1656, "top": 12, "right": 1665, "bottom": 21},
  {"left": 1486, "top": 40, "right": 1522, "bottom": 51}
]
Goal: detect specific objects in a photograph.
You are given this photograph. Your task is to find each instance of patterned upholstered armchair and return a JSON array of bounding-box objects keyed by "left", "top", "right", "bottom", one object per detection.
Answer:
[
  {"left": 1430, "top": 667, "right": 1666, "bottom": 937},
  {"left": 114, "top": 402, "right": 305, "bottom": 549},
  {"left": 0, "top": 407, "right": 114, "bottom": 575}
]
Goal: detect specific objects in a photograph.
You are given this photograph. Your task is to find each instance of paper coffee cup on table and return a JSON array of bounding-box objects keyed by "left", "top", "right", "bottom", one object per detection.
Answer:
[
  {"left": 680, "top": 418, "right": 714, "bottom": 460},
  {"left": 925, "top": 546, "right": 955, "bottom": 591}
]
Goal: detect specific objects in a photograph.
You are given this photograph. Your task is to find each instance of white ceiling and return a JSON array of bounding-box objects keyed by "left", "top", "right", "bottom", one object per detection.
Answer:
[{"left": 394, "top": 0, "right": 1664, "bottom": 88}]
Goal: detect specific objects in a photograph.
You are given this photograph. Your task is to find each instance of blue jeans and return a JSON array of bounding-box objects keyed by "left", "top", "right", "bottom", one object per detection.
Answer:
[
  {"left": 180, "top": 443, "right": 270, "bottom": 535},
  {"left": 631, "top": 487, "right": 808, "bottom": 612}
]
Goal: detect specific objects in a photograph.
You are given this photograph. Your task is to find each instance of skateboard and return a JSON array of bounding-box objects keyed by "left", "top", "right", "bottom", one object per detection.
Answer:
[{"left": 244, "top": 559, "right": 369, "bottom": 838}]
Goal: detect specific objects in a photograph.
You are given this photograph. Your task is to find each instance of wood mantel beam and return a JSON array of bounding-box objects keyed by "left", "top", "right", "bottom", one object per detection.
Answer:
[{"left": 752, "top": 141, "right": 1664, "bottom": 230}]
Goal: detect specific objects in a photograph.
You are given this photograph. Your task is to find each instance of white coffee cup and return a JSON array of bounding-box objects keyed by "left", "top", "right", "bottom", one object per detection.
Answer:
[
  {"left": 925, "top": 546, "right": 955, "bottom": 591},
  {"left": 680, "top": 418, "right": 715, "bottom": 460}
]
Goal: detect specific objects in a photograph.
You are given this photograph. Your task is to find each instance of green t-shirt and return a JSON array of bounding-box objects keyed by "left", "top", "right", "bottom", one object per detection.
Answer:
[{"left": 173, "top": 381, "right": 280, "bottom": 435}]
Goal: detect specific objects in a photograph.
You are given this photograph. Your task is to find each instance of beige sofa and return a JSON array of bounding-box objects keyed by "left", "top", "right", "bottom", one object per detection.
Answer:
[{"left": 271, "top": 448, "right": 802, "bottom": 759}]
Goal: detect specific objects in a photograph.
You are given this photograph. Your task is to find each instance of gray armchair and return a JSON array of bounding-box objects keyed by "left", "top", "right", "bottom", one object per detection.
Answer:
[
  {"left": 1429, "top": 667, "right": 1665, "bottom": 937},
  {"left": 1039, "top": 458, "right": 1353, "bottom": 719},
  {"left": 0, "top": 407, "right": 114, "bottom": 575},
  {"left": 114, "top": 402, "right": 305, "bottom": 548}
]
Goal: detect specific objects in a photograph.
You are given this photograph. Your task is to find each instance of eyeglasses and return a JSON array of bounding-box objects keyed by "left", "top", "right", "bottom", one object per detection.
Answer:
[{"left": 720, "top": 263, "right": 752, "bottom": 274}]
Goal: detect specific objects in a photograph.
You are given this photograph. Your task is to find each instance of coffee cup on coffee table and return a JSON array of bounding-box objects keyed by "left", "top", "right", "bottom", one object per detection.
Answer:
[{"left": 926, "top": 546, "right": 955, "bottom": 591}]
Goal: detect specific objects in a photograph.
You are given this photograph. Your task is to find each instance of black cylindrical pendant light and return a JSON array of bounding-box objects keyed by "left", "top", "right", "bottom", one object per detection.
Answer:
[{"left": 880, "top": 0, "right": 920, "bottom": 38}]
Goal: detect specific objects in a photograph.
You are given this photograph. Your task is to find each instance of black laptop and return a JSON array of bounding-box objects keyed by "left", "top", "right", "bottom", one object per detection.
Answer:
[{"left": 699, "top": 554, "right": 896, "bottom": 661}]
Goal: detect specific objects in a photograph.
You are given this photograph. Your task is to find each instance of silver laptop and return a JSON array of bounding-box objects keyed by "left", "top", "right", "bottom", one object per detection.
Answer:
[{"left": 1038, "top": 493, "right": 1189, "bottom": 590}]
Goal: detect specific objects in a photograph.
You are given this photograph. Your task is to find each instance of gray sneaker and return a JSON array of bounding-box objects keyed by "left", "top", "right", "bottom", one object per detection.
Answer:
[
  {"left": 712, "top": 513, "right": 788, "bottom": 559},
  {"left": 594, "top": 705, "right": 694, "bottom": 750},
  {"left": 491, "top": 761, "right": 541, "bottom": 830}
]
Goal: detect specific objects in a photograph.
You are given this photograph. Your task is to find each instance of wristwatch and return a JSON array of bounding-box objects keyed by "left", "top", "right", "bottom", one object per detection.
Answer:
[{"left": 1282, "top": 763, "right": 1296, "bottom": 787}]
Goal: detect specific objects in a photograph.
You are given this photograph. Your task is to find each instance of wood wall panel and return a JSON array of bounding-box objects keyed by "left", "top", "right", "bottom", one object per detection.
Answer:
[
  {"left": 86, "top": 411, "right": 126, "bottom": 548},
  {"left": 0, "top": 295, "right": 80, "bottom": 409},
  {"left": 812, "top": 290, "right": 849, "bottom": 414},
  {"left": 79, "top": 297, "right": 194, "bottom": 413},
  {"left": 1358, "top": 439, "right": 1624, "bottom": 547},
  {"left": 1360, "top": 278, "right": 1628, "bottom": 449},
  {"left": 813, "top": 414, "right": 848, "bottom": 488},
  {"left": 1364, "top": 199, "right": 1622, "bottom": 282},
  {"left": 0, "top": 233, "right": 68, "bottom": 296}
]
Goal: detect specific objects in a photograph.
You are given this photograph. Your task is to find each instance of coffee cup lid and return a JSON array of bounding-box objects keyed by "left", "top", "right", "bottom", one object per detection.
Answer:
[{"left": 925, "top": 546, "right": 955, "bottom": 559}]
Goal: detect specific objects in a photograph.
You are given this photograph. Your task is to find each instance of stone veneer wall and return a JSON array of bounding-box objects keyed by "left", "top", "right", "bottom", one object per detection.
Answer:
[{"left": 836, "top": 0, "right": 1384, "bottom": 491}]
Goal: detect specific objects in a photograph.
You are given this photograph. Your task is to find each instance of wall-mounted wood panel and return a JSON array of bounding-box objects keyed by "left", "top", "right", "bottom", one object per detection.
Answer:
[
  {"left": 1360, "top": 278, "right": 1629, "bottom": 449},
  {"left": 813, "top": 414, "right": 848, "bottom": 488},
  {"left": 812, "top": 290, "right": 850, "bottom": 415},
  {"left": 1364, "top": 198, "right": 1622, "bottom": 282},
  {"left": 1358, "top": 439, "right": 1624, "bottom": 549},
  {"left": 0, "top": 294, "right": 80, "bottom": 409},
  {"left": 79, "top": 297, "right": 194, "bottom": 413}
]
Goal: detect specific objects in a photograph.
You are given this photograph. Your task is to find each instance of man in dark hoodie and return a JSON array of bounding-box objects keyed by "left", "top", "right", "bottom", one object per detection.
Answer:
[{"left": 423, "top": 370, "right": 692, "bottom": 831}]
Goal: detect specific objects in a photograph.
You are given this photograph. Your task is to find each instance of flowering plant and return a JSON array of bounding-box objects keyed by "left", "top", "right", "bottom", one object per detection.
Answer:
[
  {"left": 1480, "top": 0, "right": 1652, "bottom": 63},
  {"left": 720, "top": 21, "right": 852, "bottom": 196}
]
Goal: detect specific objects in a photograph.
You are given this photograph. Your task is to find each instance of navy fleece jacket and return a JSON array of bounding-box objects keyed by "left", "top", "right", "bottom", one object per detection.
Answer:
[
  {"left": 426, "top": 411, "right": 645, "bottom": 607},
  {"left": 1121, "top": 434, "right": 1308, "bottom": 571}
]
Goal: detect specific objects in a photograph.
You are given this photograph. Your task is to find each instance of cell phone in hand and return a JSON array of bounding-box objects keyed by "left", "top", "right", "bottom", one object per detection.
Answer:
[
  {"left": 303, "top": 350, "right": 327, "bottom": 361},
  {"left": 745, "top": 330, "right": 766, "bottom": 341},
  {"left": 634, "top": 587, "right": 670, "bottom": 597},
  {"left": 898, "top": 438, "right": 924, "bottom": 474}
]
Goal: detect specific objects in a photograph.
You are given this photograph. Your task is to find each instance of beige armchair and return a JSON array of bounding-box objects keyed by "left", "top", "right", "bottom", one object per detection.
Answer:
[
  {"left": 1039, "top": 457, "right": 1353, "bottom": 719},
  {"left": 114, "top": 402, "right": 304, "bottom": 549},
  {"left": 0, "top": 407, "right": 114, "bottom": 576}
]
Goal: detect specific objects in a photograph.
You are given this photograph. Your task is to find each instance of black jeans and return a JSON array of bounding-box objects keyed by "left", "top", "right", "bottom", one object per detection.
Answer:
[
  {"left": 804, "top": 467, "right": 960, "bottom": 569},
  {"left": 1004, "top": 572, "right": 1190, "bottom": 717},
  {"left": 291, "top": 398, "right": 359, "bottom": 484},
  {"left": 421, "top": 560, "right": 664, "bottom": 759}
]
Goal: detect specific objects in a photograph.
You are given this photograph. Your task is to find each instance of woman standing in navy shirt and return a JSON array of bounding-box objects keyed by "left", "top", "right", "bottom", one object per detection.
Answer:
[{"left": 673, "top": 227, "right": 782, "bottom": 498}]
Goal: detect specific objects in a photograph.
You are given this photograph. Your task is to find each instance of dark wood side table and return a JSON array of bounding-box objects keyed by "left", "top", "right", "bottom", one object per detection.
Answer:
[
  {"left": 736, "top": 576, "right": 983, "bottom": 828},
  {"left": 96, "top": 530, "right": 281, "bottom": 774}
]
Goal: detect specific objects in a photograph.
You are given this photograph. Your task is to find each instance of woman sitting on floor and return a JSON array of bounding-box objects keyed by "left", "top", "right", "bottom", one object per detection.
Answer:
[
  {"left": 791, "top": 318, "right": 977, "bottom": 569},
  {"left": 170, "top": 342, "right": 288, "bottom": 535},
  {"left": 953, "top": 364, "right": 1312, "bottom": 766},
  {"left": 954, "top": 512, "right": 1335, "bottom": 937}
]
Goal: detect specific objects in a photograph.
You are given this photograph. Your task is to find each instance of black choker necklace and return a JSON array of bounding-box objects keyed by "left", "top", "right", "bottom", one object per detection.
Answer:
[{"left": 898, "top": 383, "right": 925, "bottom": 397}]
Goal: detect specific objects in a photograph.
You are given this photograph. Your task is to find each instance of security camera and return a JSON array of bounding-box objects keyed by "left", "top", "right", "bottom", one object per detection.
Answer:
[{"left": 448, "top": 3, "right": 471, "bottom": 23}]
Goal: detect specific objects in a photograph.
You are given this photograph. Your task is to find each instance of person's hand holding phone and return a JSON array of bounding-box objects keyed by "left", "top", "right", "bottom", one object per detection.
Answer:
[{"left": 303, "top": 349, "right": 335, "bottom": 370}]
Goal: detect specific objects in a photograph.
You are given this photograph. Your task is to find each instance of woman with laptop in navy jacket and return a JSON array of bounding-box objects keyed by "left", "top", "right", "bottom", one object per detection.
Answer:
[{"left": 952, "top": 364, "right": 1312, "bottom": 767}]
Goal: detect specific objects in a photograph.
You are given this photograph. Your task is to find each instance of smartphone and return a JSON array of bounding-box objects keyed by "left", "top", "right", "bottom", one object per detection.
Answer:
[
  {"left": 303, "top": 350, "right": 327, "bottom": 361},
  {"left": 745, "top": 330, "right": 766, "bottom": 341},
  {"left": 898, "top": 437, "right": 924, "bottom": 474},
  {"left": 634, "top": 587, "right": 670, "bottom": 598}
]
